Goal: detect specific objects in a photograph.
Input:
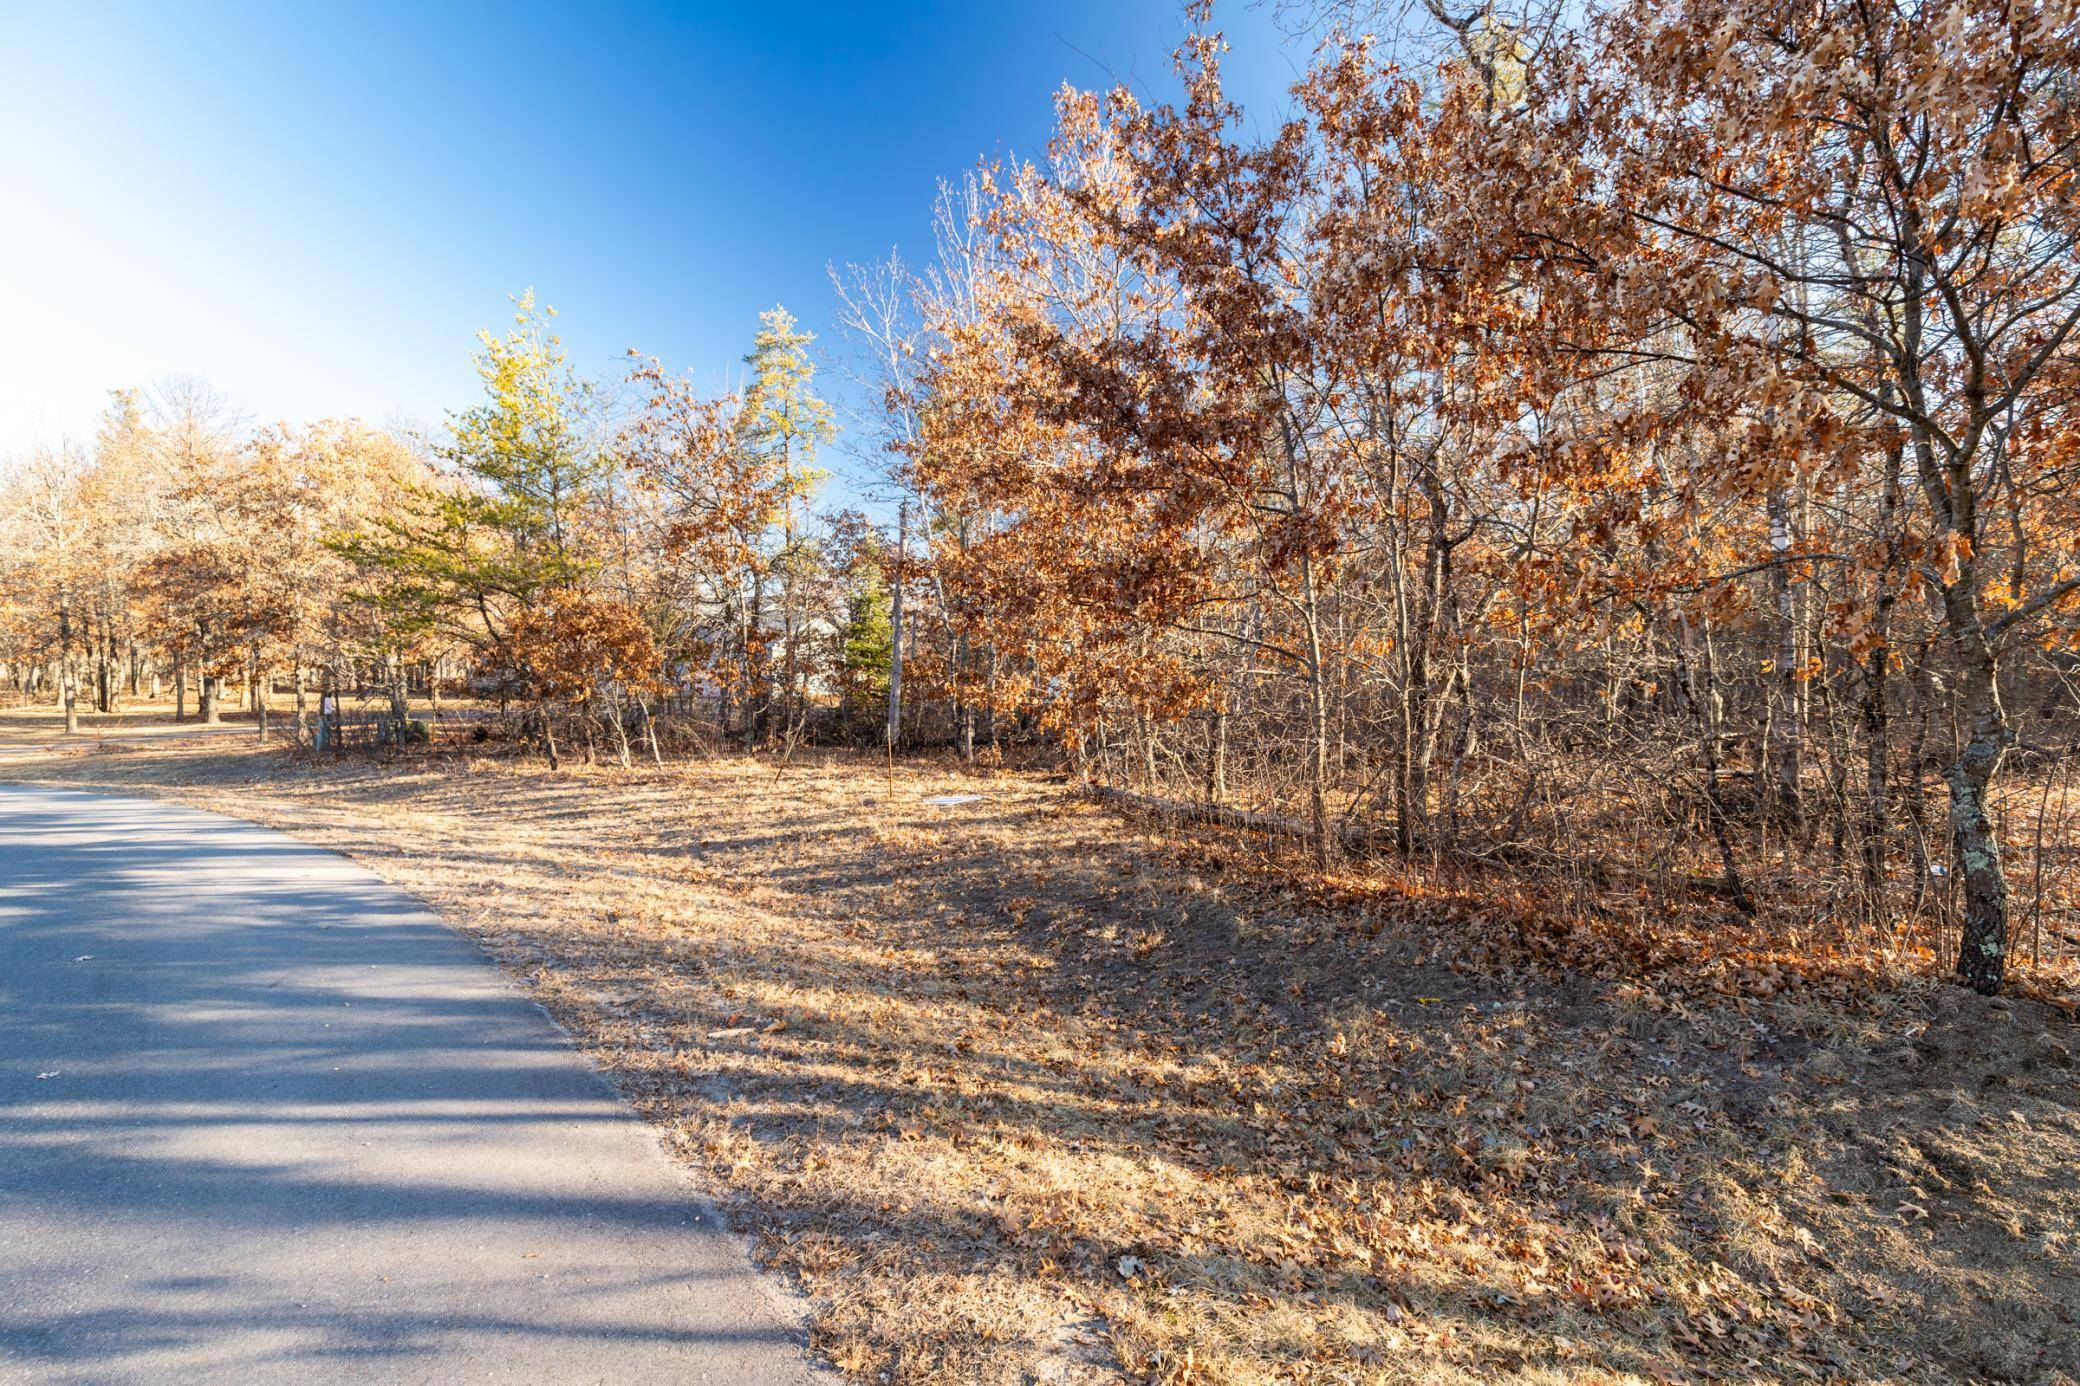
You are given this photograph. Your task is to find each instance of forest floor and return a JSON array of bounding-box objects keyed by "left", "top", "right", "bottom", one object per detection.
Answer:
[{"left": 3, "top": 704, "right": 2078, "bottom": 1384}]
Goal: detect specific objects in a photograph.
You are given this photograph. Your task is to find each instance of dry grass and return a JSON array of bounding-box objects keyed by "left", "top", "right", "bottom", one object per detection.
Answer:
[{"left": 4, "top": 706, "right": 2077, "bottom": 1383}]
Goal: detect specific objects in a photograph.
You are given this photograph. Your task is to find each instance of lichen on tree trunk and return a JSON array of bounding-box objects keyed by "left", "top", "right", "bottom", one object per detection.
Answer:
[{"left": 1947, "top": 705, "right": 2012, "bottom": 995}]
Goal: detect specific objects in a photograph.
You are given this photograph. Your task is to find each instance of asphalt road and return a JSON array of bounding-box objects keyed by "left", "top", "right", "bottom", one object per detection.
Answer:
[{"left": 0, "top": 783, "right": 825, "bottom": 1384}]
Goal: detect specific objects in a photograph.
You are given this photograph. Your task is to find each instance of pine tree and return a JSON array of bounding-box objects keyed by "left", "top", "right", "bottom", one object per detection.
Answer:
[
  {"left": 738, "top": 306, "right": 832, "bottom": 740},
  {"left": 838, "top": 561, "right": 893, "bottom": 712},
  {"left": 336, "top": 292, "right": 609, "bottom": 669}
]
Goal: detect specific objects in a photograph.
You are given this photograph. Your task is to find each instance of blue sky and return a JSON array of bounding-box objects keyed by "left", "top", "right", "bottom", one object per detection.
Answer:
[{"left": 0, "top": 1, "right": 1310, "bottom": 494}]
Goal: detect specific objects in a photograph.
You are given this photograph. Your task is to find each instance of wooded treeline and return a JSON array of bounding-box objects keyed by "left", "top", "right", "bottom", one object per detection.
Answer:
[
  {"left": 0, "top": 296, "right": 943, "bottom": 755},
  {"left": 4, "top": 0, "right": 2075, "bottom": 999},
  {"left": 0, "top": 380, "right": 433, "bottom": 733},
  {"left": 899, "top": 0, "right": 2080, "bottom": 998}
]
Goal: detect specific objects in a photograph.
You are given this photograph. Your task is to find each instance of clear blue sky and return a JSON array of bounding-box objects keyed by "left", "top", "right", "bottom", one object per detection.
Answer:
[{"left": 0, "top": 1, "right": 1308, "bottom": 493}]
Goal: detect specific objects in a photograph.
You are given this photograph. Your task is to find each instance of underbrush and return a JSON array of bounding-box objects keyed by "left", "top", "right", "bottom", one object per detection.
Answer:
[{"left": 1085, "top": 765, "right": 2080, "bottom": 1018}]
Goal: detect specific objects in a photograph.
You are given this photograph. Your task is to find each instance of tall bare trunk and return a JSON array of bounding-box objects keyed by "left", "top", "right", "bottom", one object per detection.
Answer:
[
  {"left": 639, "top": 694, "right": 664, "bottom": 767},
  {"left": 608, "top": 696, "right": 633, "bottom": 768},
  {"left": 1301, "top": 560, "right": 1334, "bottom": 869},
  {"left": 93, "top": 616, "right": 113, "bottom": 714},
  {"left": 58, "top": 593, "right": 77, "bottom": 734},
  {"left": 1765, "top": 486, "right": 1805, "bottom": 825},
  {"left": 747, "top": 574, "right": 768, "bottom": 748},
  {"left": 539, "top": 702, "right": 561, "bottom": 771},
  {"left": 887, "top": 498, "right": 906, "bottom": 750},
  {"left": 1667, "top": 605, "right": 1756, "bottom": 918},
  {"left": 251, "top": 644, "right": 267, "bottom": 740},
  {"left": 1861, "top": 445, "right": 1904, "bottom": 923},
  {"left": 1944, "top": 586, "right": 2012, "bottom": 995}
]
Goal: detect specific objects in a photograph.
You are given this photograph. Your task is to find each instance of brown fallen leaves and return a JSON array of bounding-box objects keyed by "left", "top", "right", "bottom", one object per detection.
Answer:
[{"left": 5, "top": 723, "right": 2077, "bottom": 1384}]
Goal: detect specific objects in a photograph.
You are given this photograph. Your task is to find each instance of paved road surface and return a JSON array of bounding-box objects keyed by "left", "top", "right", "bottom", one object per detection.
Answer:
[{"left": 0, "top": 784, "right": 824, "bottom": 1384}]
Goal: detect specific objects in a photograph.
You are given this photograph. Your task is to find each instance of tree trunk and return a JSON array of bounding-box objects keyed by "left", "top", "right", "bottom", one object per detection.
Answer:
[
  {"left": 1667, "top": 605, "right": 1757, "bottom": 918},
  {"left": 1861, "top": 647, "right": 1892, "bottom": 921},
  {"left": 1861, "top": 448, "right": 1904, "bottom": 924},
  {"left": 250, "top": 644, "right": 267, "bottom": 740},
  {"left": 386, "top": 653, "right": 409, "bottom": 722},
  {"left": 57, "top": 593, "right": 79, "bottom": 734},
  {"left": 94, "top": 619, "right": 113, "bottom": 715},
  {"left": 984, "top": 653, "right": 1000, "bottom": 749},
  {"left": 1302, "top": 577, "right": 1334, "bottom": 869},
  {"left": 887, "top": 498, "right": 906, "bottom": 750},
  {"left": 639, "top": 694, "right": 664, "bottom": 768},
  {"left": 748, "top": 575, "right": 768, "bottom": 749},
  {"left": 1765, "top": 488, "right": 1805, "bottom": 825},
  {"left": 1946, "top": 598, "right": 2012, "bottom": 995},
  {"left": 540, "top": 704, "right": 561, "bottom": 771},
  {"left": 953, "top": 625, "right": 975, "bottom": 763}
]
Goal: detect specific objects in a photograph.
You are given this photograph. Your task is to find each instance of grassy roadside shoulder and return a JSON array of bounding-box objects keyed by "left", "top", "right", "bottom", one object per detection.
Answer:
[{"left": 4, "top": 722, "right": 2077, "bottom": 1384}]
